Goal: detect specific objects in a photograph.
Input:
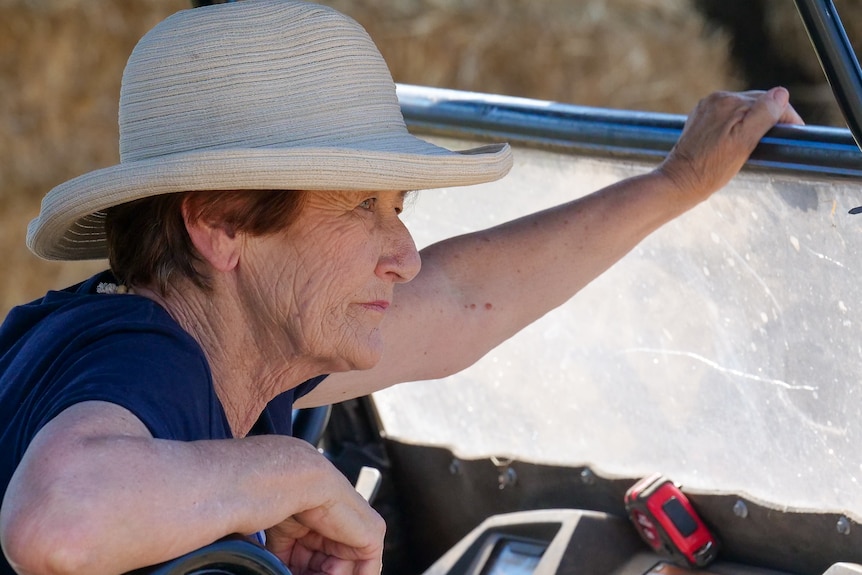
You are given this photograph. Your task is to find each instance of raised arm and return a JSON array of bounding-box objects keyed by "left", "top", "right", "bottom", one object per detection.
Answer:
[
  {"left": 300, "top": 88, "right": 804, "bottom": 406},
  {"left": 0, "top": 401, "right": 383, "bottom": 575}
]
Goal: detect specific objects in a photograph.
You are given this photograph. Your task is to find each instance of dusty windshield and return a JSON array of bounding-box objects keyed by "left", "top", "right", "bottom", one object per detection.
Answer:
[{"left": 374, "top": 140, "right": 862, "bottom": 517}]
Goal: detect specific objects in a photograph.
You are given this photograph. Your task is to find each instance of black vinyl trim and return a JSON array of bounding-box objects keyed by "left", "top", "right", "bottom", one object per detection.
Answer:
[{"left": 385, "top": 439, "right": 861, "bottom": 575}]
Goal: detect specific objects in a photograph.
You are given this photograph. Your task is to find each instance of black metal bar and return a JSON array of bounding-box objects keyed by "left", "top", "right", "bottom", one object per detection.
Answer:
[
  {"left": 398, "top": 84, "right": 862, "bottom": 180},
  {"left": 793, "top": 0, "right": 862, "bottom": 152}
]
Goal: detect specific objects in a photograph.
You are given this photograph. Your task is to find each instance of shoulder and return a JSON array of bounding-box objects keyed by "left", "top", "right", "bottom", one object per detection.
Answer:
[
  {"left": 2, "top": 272, "right": 201, "bottom": 363},
  {"left": 0, "top": 272, "right": 224, "bottom": 444}
]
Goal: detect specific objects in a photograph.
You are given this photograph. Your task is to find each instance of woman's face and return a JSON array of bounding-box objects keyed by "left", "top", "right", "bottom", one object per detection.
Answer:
[{"left": 238, "top": 190, "right": 421, "bottom": 373}]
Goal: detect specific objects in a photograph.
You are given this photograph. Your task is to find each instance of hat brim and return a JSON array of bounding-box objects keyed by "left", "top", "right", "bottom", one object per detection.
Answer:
[{"left": 27, "top": 139, "right": 512, "bottom": 261}]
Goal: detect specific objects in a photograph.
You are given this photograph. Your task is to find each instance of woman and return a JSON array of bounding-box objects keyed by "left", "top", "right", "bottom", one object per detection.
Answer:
[{"left": 0, "top": 1, "right": 803, "bottom": 575}]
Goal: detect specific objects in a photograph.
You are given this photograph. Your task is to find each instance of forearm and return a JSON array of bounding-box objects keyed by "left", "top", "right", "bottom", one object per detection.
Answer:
[
  {"left": 0, "top": 404, "right": 348, "bottom": 575},
  {"left": 410, "top": 169, "right": 695, "bottom": 367},
  {"left": 445, "top": 170, "right": 689, "bottom": 298}
]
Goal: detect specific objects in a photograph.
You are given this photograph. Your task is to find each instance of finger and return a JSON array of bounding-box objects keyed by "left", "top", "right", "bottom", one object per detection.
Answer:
[
  {"left": 295, "top": 490, "right": 384, "bottom": 556},
  {"left": 317, "top": 555, "right": 360, "bottom": 575},
  {"left": 738, "top": 87, "right": 791, "bottom": 146},
  {"left": 308, "top": 550, "right": 330, "bottom": 573},
  {"left": 735, "top": 89, "right": 769, "bottom": 99},
  {"left": 354, "top": 558, "right": 384, "bottom": 575},
  {"left": 286, "top": 543, "right": 315, "bottom": 572},
  {"left": 739, "top": 88, "right": 804, "bottom": 125},
  {"left": 758, "top": 87, "right": 806, "bottom": 127},
  {"left": 779, "top": 103, "right": 806, "bottom": 126}
]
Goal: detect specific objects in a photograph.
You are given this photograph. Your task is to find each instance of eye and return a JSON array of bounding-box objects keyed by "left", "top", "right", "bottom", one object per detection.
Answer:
[{"left": 358, "top": 198, "right": 376, "bottom": 210}]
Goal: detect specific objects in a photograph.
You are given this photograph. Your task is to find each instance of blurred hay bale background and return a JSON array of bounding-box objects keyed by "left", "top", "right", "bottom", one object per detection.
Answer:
[
  {"left": 697, "top": 0, "right": 858, "bottom": 126},
  {"left": 0, "top": 0, "right": 853, "bottom": 316},
  {"left": 1, "top": 0, "right": 188, "bottom": 313},
  {"left": 325, "top": 0, "right": 740, "bottom": 112}
]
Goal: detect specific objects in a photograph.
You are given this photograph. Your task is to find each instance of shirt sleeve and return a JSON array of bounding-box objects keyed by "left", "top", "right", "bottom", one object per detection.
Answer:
[
  {"left": 26, "top": 317, "right": 230, "bottom": 443},
  {"left": 294, "top": 374, "right": 328, "bottom": 400}
]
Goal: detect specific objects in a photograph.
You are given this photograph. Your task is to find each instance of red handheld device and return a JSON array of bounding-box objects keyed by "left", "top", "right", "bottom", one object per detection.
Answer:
[{"left": 624, "top": 473, "right": 719, "bottom": 568}]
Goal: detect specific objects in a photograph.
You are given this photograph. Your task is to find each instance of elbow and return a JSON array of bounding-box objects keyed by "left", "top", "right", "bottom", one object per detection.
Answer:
[
  {"left": 2, "top": 468, "right": 109, "bottom": 575},
  {"left": 1, "top": 502, "right": 100, "bottom": 575}
]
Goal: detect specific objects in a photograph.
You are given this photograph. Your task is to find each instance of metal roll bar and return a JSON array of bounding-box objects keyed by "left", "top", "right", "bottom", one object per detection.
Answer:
[
  {"left": 398, "top": 84, "right": 862, "bottom": 180},
  {"left": 399, "top": 0, "right": 862, "bottom": 185},
  {"left": 794, "top": 0, "right": 862, "bottom": 150}
]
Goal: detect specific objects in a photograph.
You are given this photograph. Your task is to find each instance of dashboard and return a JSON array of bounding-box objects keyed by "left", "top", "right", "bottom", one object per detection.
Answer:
[
  {"left": 420, "top": 509, "right": 862, "bottom": 575},
  {"left": 136, "top": 508, "right": 862, "bottom": 575}
]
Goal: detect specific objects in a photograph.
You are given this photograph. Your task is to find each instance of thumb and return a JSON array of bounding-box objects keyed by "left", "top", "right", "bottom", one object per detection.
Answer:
[
  {"left": 766, "top": 85, "right": 791, "bottom": 108},
  {"left": 740, "top": 87, "right": 789, "bottom": 148}
]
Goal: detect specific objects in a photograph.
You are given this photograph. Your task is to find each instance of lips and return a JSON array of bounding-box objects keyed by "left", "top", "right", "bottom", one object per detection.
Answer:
[{"left": 361, "top": 300, "right": 390, "bottom": 312}]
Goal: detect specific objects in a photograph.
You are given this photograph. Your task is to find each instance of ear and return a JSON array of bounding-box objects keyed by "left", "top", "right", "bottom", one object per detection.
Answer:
[{"left": 181, "top": 199, "right": 241, "bottom": 273}]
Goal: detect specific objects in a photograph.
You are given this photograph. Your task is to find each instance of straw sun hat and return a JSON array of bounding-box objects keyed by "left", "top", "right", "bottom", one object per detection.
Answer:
[{"left": 26, "top": 0, "right": 513, "bottom": 261}]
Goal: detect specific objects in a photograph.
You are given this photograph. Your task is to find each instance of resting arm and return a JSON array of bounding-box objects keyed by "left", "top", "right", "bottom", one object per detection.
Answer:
[
  {"left": 298, "top": 88, "right": 804, "bottom": 407},
  {"left": 0, "top": 401, "right": 383, "bottom": 575}
]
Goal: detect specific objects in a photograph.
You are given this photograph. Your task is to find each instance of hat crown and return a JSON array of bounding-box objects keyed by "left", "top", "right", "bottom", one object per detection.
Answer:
[
  {"left": 27, "top": 0, "right": 511, "bottom": 262},
  {"left": 119, "top": 0, "right": 406, "bottom": 162}
]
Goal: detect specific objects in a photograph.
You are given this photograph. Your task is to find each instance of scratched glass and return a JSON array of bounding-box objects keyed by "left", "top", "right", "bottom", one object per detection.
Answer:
[{"left": 377, "top": 139, "right": 862, "bottom": 517}]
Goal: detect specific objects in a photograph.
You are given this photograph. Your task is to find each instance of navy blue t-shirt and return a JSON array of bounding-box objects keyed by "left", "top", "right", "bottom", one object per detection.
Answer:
[{"left": 0, "top": 271, "right": 324, "bottom": 574}]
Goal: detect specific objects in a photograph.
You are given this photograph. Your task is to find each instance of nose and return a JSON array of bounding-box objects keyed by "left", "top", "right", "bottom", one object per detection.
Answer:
[{"left": 377, "top": 217, "right": 421, "bottom": 283}]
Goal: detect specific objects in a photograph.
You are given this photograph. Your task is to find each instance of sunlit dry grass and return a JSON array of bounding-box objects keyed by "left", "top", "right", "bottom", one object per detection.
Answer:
[
  {"left": 1, "top": 0, "right": 187, "bottom": 312},
  {"left": 328, "top": 0, "right": 741, "bottom": 112}
]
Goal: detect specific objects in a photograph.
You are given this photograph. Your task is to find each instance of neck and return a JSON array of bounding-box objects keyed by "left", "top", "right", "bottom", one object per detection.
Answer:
[{"left": 133, "top": 279, "right": 321, "bottom": 438}]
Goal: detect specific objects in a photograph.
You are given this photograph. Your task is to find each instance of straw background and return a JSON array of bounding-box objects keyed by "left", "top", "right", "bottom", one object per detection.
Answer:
[{"left": 1, "top": 0, "right": 858, "bottom": 315}]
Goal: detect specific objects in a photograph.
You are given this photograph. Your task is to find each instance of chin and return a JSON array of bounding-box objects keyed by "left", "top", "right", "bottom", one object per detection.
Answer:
[
  {"left": 331, "top": 334, "right": 384, "bottom": 372},
  {"left": 350, "top": 346, "right": 384, "bottom": 371}
]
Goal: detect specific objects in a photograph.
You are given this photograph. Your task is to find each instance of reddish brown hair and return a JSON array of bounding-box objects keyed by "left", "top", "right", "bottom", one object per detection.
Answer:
[{"left": 105, "top": 190, "right": 306, "bottom": 293}]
